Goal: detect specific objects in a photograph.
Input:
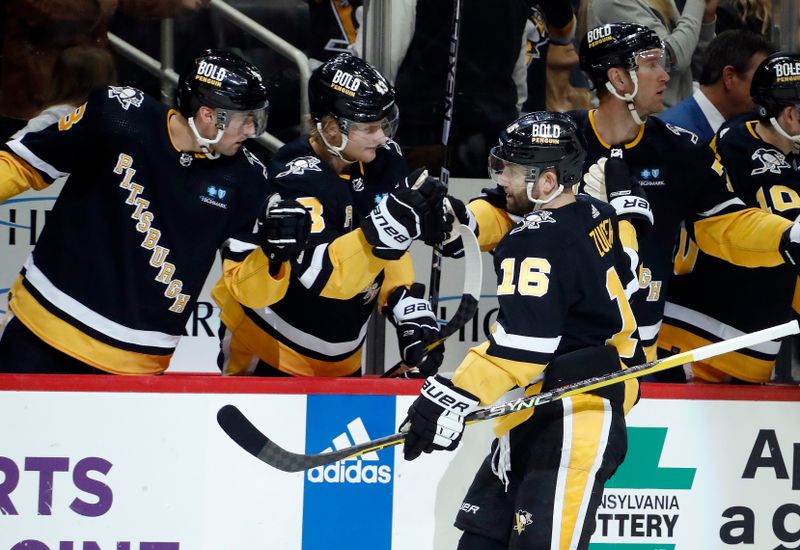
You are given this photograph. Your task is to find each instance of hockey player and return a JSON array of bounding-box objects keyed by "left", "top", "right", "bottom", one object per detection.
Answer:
[
  {"left": 0, "top": 50, "right": 311, "bottom": 374},
  {"left": 212, "top": 53, "right": 451, "bottom": 377},
  {"left": 401, "top": 112, "right": 648, "bottom": 550},
  {"left": 659, "top": 52, "right": 800, "bottom": 383},
  {"left": 573, "top": 22, "right": 800, "bottom": 365}
]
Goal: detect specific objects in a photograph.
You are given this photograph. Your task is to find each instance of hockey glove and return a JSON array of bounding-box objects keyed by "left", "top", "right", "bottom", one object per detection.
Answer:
[
  {"left": 605, "top": 148, "right": 653, "bottom": 236},
  {"left": 441, "top": 196, "right": 479, "bottom": 258},
  {"left": 386, "top": 283, "right": 440, "bottom": 367},
  {"left": 257, "top": 194, "right": 311, "bottom": 268},
  {"left": 361, "top": 168, "right": 452, "bottom": 259},
  {"left": 780, "top": 220, "right": 800, "bottom": 271},
  {"left": 393, "top": 343, "right": 446, "bottom": 379},
  {"left": 400, "top": 375, "right": 479, "bottom": 461},
  {"left": 582, "top": 157, "right": 608, "bottom": 201}
]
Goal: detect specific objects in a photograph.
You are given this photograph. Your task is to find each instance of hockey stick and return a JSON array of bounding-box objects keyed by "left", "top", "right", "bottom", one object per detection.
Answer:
[
  {"left": 428, "top": 0, "right": 463, "bottom": 315},
  {"left": 217, "top": 319, "right": 799, "bottom": 472},
  {"left": 380, "top": 224, "right": 481, "bottom": 378}
]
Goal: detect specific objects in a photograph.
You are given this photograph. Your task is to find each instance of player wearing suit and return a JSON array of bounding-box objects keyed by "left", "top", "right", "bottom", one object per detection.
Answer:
[
  {"left": 0, "top": 50, "right": 274, "bottom": 374},
  {"left": 213, "top": 53, "right": 449, "bottom": 377},
  {"left": 401, "top": 112, "right": 649, "bottom": 550},
  {"left": 660, "top": 53, "right": 800, "bottom": 382}
]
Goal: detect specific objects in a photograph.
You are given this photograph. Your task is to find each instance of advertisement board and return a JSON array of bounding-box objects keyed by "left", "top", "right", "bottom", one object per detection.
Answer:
[{"left": 1, "top": 379, "right": 798, "bottom": 549}]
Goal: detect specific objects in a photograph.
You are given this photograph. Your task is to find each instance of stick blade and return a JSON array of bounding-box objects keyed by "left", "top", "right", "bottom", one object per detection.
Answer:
[
  {"left": 217, "top": 404, "right": 271, "bottom": 458},
  {"left": 218, "top": 404, "right": 400, "bottom": 473}
]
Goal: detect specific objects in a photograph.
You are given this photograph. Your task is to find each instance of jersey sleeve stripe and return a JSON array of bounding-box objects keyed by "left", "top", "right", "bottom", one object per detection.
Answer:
[
  {"left": 636, "top": 320, "right": 662, "bottom": 342},
  {"left": 224, "top": 237, "right": 258, "bottom": 254},
  {"left": 7, "top": 139, "right": 69, "bottom": 181},
  {"left": 246, "top": 305, "right": 369, "bottom": 357},
  {"left": 298, "top": 243, "right": 329, "bottom": 289},
  {"left": 664, "top": 301, "right": 782, "bottom": 355},
  {"left": 491, "top": 321, "right": 562, "bottom": 353},
  {"left": 23, "top": 256, "right": 180, "bottom": 348},
  {"left": 696, "top": 197, "right": 745, "bottom": 218}
]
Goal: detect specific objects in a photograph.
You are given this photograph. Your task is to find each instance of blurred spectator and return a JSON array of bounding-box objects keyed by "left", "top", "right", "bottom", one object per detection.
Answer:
[
  {"left": 0, "top": 0, "right": 209, "bottom": 142},
  {"left": 11, "top": 46, "right": 118, "bottom": 139},
  {"left": 307, "top": 0, "right": 363, "bottom": 63},
  {"left": 516, "top": 1, "right": 578, "bottom": 112},
  {"left": 394, "top": 0, "right": 528, "bottom": 177},
  {"left": 544, "top": 38, "right": 592, "bottom": 111},
  {"left": 585, "top": 0, "right": 719, "bottom": 107},
  {"left": 659, "top": 29, "right": 775, "bottom": 142},
  {"left": 716, "top": 0, "right": 772, "bottom": 37}
]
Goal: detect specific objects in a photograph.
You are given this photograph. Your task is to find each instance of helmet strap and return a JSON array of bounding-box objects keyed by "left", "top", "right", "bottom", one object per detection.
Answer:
[
  {"left": 316, "top": 121, "right": 357, "bottom": 164},
  {"left": 770, "top": 116, "right": 800, "bottom": 152},
  {"left": 188, "top": 116, "right": 225, "bottom": 160},
  {"left": 605, "top": 70, "right": 645, "bottom": 125},
  {"left": 527, "top": 179, "right": 565, "bottom": 211}
]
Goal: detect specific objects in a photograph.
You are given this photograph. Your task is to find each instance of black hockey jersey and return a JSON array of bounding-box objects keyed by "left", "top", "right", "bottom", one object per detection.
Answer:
[
  {"left": 569, "top": 109, "right": 791, "bottom": 359},
  {"left": 212, "top": 135, "right": 414, "bottom": 376},
  {"left": 1, "top": 86, "right": 269, "bottom": 373},
  {"left": 453, "top": 196, "right": 644, "bottom": 434},
  {"left": 661, "top": 118, "right": 800, "bottom": 382}
]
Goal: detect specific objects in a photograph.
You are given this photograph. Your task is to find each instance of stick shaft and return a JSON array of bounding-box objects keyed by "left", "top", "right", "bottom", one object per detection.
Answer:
[{"left": 220, "top": 320, "right": 799, "bottom": 471}]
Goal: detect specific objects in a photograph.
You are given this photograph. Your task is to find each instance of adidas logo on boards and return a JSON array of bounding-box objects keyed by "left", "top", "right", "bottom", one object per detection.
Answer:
[{"left": 307, "top": 418, "right": 392, "bottom": 484}]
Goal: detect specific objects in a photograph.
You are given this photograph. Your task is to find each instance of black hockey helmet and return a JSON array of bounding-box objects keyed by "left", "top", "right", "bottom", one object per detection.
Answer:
[
  {"left": 579, "top": 23, "right": 664, "bottom": 88},
  {"left": 177, "top": 49, "right": 269, "bottom": 134},
  {"left": 308, "top": 53, "right": 398, "bottom": 136},
  {"left": 489, "top": 111, "right": 586, "bottom": 188},
  {"left": 751, "top": 52, "right": 800, "bottom": 119}
]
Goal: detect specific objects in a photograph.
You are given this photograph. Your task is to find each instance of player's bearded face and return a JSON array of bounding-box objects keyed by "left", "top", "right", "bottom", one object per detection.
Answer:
[{"left": 494, "top": 162, "right": 533, "bottom": 214}]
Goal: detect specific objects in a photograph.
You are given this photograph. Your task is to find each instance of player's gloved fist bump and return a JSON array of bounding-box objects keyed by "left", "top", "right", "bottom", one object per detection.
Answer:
[
  {"left": 441, "top": 196, "right": 478, "bottom": 258},
  {"left": 362, "top": 168, "right": 452, "bottom": 258},
  {"left": 400, "top": 375, "right": 479, "bottom": 461},
  {"left": 386, "top": 283, "right": 439, "bottom": 367},
  {"left": 780, "top": 220, "right": 800, "bottom": 270},
  {"left": 605, "top": 147, "right": 654, "bottom": 235},
  {"left": 257, "top": 193, "right": 312, "bottom": 265}
]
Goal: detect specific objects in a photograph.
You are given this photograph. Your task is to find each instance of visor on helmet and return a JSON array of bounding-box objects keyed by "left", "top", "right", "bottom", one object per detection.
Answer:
[
  {"left": 488, "top": 146, "right": 541, "bottom": 185},
  {"left": 339, "top": 104, "right": 399, "bottom": 138},
  {"left": 217, "top": 106, "right": 269, "bottom": 136},
  {"left": 633, "top": 47, "right": 670, "bottom": 73}
]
